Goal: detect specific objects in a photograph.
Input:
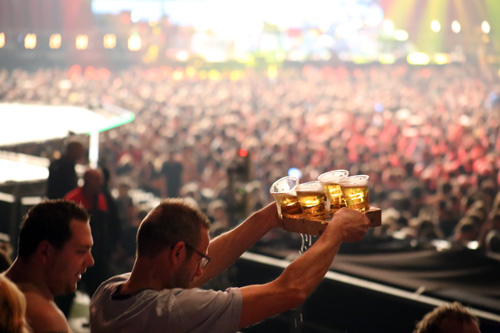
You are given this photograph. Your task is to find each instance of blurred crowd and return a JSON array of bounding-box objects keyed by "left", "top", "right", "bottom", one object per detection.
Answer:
[{"left": 1, "top": 62, "right": 500, "bottom": 258}]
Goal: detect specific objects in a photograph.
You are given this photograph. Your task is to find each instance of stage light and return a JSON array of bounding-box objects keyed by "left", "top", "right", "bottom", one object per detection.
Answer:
[
  {"left": 434, "top": 53, "right": 451, "bottom": 65},
  {"left": 267, "top": 65, "right": 277, "bottom": 79},
  {"left": 451, "top": 21, "right": 461, "bottom": 33},
  {"left": 49, "top": 34, "right": 62, "bottom": 49},
  {"left": 383, "top": 19, "right": 394, "bottom": 34},
  {"left": 24, "top": 33, "right": 36, "bottom": 49},
  {"left": 0, "top": 33, "right": 5, "bottom": 48},
  {"left": 431, "top": 20, "right": 441, "bottom": 33},
  {"left": 75, "top": 35, "right": 88, "bottom": 50},
  {"left": 394, "top": 30, "right": 408, "bottom": 41},
  {"left": 204, "top": 50, "right": 226, "bottom": 63},
  {"left": 379, "top": 54, "right": 396, "bottom": 64},
  {"left": 407, "top": 52, "right": 430, "bottom": 65},
  {"left": 208, "top": 69, "right": 221, "bottom": 80},
  {"left": 481, "top": 21, "right": 490, "bottom": 34},
  {"left": 128, "top": 34, "right": 141, "bottom": 51},
  {"left": 172, "top": 69, "right": 184, "bottom": 81},
  {"left": 103, "top": 34, "right": 116, "bottom": 49},
  {"left": 175, "top": 50, "right": 189, "bottom": 62}
]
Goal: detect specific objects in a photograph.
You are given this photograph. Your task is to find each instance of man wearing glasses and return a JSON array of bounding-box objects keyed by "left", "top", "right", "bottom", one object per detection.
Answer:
[{"left": 90, "top": 197, "right": 370, "bottom": 332}]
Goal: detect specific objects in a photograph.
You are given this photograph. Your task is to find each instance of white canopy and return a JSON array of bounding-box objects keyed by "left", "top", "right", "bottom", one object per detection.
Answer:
[{"left": 0, "top": 103, "right": 134, "bottom": 147}]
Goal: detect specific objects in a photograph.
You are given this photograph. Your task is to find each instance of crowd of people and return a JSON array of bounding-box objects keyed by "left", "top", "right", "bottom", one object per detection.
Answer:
[
  {"left": 2, "top": 63, "right": 500, "bottom": 253},
  {"left": 0, "top": 62, "right": 499, "bottom": 331}
]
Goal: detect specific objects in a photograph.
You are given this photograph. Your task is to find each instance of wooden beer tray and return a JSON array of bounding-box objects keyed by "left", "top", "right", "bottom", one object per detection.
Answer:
[{"left": 280, "top": 207, "right": 381, "bottom": 236}]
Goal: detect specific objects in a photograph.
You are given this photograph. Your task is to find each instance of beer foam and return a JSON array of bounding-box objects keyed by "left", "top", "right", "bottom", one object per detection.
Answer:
[
  {"left": 318, "top": 170, "right": 349, "bottom": 184},
  {"left": 340, "top": 175, "right": 369, "bottom": 187}
]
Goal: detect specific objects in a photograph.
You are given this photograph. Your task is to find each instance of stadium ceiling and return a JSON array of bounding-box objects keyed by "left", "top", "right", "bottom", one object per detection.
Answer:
[{"left": 0, "top": 103, "right": 134, "bottom": 147}]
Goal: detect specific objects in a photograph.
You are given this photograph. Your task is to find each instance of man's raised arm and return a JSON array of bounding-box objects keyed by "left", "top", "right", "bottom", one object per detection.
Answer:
[
  {"left": 191, "top": 202, "right": 280, "bottom": 287},
  {"left": 237, "top": 208, "right": 369, "bottom": 328}
]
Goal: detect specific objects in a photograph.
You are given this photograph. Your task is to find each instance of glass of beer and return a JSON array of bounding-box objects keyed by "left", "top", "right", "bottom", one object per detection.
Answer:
[
  {"left": 340, "top": 175, "right": 370, "bottom": 212},
  {"left": 296, "top": 181, "right": 327, "bottom": 219},
  {"left": 270, "top": 176, "right": 302, "bottom": 218},
  {"left": 318, "top": 169, "right": 349, "bottom": 213}
]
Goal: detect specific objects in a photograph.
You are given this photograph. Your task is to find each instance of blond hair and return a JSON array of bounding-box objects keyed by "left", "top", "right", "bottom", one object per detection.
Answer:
[{"left": 0, "top": 274, "right": 30, "bottom": 333}]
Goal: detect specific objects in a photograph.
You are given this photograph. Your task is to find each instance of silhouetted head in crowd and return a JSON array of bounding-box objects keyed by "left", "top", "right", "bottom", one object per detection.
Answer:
[
  {"left": 65, "top": 141, "right": 85, "bottom": 162},
  {"left": 414, "top": 302, "right": 480, "bottom": 333},
  {"left": 83, "top": 168, "right": 104, "bottom": 196},
  {"left": 453, "top": 217, "right": 479, "bottom": 243},
  {"left": 485, "top": 230, "right": 500, "bottom": 254}
]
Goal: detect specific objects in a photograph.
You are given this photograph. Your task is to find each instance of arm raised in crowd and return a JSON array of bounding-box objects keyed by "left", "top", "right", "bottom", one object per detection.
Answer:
[
  {"left": 238, "top": 207, "right": 370, "bottom": 329},
  {"left": 190, "top": 202, "right": 280, "bottom": 287}
]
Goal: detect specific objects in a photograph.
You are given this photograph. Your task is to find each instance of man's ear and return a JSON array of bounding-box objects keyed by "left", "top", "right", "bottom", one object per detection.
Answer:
[
  {"left": 169, "top": 241, "right": 186, "bottom": 265},
  {"left": 36, "top": 240, "right": 52, "bottom": 263}
]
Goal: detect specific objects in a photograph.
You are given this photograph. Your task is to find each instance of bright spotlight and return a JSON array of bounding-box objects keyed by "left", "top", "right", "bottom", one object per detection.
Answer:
[
  {"left": 482, "top": 21, "right": 490, "bottom": 34},
  {"left": 435, "top": 53, "right": 451, "bottom": 65},
  {"left": 451, "top": 20, "right": 461, "bottom": 33},
  {"left": 383, "top": 19, "right": 394, "bottom": 34},
  {"left": 431, "top": 20, "right": 441, "bottom": 33},
  {"left": 49, "top": 34, "right": 61, "bottom": 49},
  {"left": 24, "top": 33, "right": 37, "bottom": 49},
  {"left": 407, "top": 52, "right": 430, "bottom": 65},
  {"left": 394, "top": 30, "right": 409, "bottom": 41},
  {"left": 0, "top": 33, "right": 5, "bottom": 48},
  {"left": 103, "top": 34, "right": 116, "bottom": 49},
  {"left": 75, "top": 35, "right": 88, "bottom": 50},
  {"left": 288, "top": 168, "right": 302, "bottom": 179},
  {"left": 128, "top": 34, "right": 141, "bottom": 51}
]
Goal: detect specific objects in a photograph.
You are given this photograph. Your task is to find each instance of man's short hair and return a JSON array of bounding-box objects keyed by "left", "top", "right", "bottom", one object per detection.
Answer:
[
  {"left": 137, "top": 198, "right": 211, "bottom": 258},
  {"left": 414, "top": 302, "right": 479, "bottom": 333},
  {"left": 17, "top": 199, "right": 89, "bottom": 259}
]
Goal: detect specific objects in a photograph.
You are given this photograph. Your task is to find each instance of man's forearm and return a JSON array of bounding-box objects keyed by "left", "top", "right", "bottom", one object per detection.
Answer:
[
  {"left": 277, "top": 221, "right": 343, "bottom": 296},
  {"left": 237, "top": 219, "right": 345, "bottom": 328},
  {"left": 192, "top": 204, "right": 277, "bottom": 287}
]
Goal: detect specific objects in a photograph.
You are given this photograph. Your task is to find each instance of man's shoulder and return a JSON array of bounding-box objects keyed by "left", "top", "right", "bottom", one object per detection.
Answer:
[
  {"left": 25, "top": 293, "right": 71, "bottom": 332},
  {"left": 101, "top": 273, "right": 130, "bottom": 286},
  {"left": 92, "top": 273, "right": 131, "bottom": 297}
]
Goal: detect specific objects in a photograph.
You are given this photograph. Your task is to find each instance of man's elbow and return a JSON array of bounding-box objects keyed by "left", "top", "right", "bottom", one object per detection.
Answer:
[{"left": 285, "top": 286, "right": 309, "bottom": 309}]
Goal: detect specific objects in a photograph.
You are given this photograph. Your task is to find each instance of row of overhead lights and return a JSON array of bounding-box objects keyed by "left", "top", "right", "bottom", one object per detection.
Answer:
[
  {"left": 0, "top": 20, "right": 493, "bottom": 51},
  {"left": 430, "top": 20, "right": 490, "bottom": 34},
  {"left": 0, "top": 33, "right": 143, "bottom": 51}
]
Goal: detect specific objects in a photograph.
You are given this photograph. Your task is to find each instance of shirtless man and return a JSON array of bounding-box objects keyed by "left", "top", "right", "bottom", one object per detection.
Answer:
[{"left": 4, "top": 199, "right": 94, "bottom": 332}]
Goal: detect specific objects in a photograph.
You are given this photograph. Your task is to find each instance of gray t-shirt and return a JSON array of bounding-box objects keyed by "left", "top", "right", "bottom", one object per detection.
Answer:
[{"left": 90, "top": 273, "right": 242, "bottom": 333}]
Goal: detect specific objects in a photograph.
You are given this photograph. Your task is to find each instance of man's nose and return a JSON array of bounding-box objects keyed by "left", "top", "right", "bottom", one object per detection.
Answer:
[{"left": 87, "top": 252, "right": 95, "bottom": 267}]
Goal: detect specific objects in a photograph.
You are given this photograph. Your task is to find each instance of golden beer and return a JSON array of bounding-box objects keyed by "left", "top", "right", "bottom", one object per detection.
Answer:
[
  {"left": 279, "top": 194, "right": 303, "bottom": 217},
  {"left": 296, "top": 181, "right": 327, "bottom": 218},
  {"left": 340, "top": 175, "right": 370, "bottom": 212},
  {"left": 323, "top": 183, "right": 346, "bottom": 211},
  {"left": 318, "top": 169, "right": 349, "bottom": 213},
  {"left": 270, "top": 176, "right": 301, "bottom": 218}
]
